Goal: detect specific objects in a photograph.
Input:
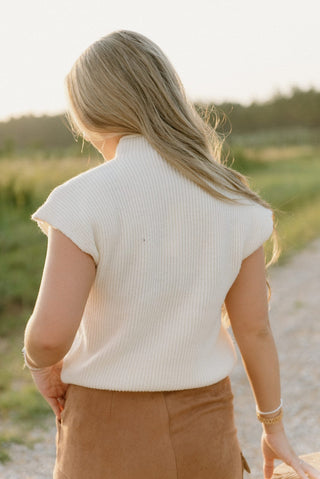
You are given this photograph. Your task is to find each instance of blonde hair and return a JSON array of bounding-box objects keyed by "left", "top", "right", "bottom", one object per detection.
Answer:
[{"left": 65, "top": 29, "right": 281, "bottom": 326}]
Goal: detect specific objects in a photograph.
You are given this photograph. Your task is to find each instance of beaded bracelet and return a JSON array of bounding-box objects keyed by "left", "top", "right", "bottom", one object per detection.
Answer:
[
  {"left": 256, "top": 398, "right": 283, "bottom": 416},
  {"left": 21, "top": 347, "right": 51, "bottom": 371}
]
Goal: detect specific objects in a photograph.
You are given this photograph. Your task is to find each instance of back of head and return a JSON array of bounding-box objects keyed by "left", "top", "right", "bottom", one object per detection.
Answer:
[
  {"left": 65, "top": 30, "right": 281, "bottom": 322},
  {"left": 65, "top": 30, "right": 250, "bottom": 201},
  {"left": 65, "top": 30, "right": 196, "bottom": 141}
]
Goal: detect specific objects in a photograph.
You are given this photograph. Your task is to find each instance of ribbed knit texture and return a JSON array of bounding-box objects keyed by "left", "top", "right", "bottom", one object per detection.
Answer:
[{"left": 31, "top": 134, "right": 273, "bottom": 391}]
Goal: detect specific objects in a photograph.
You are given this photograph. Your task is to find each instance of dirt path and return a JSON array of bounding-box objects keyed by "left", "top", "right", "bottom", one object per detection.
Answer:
[
  {"left": 232, "top": 237, "right": 320, "bottom": 477},
  {"left": 1, "top": 238, "right": 320, "bottom": 479}
]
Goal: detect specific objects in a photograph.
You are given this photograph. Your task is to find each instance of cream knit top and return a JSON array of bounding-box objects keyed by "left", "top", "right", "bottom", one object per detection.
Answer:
[{"left": 31, "top": 134, "right": 273, "bottom": 391}]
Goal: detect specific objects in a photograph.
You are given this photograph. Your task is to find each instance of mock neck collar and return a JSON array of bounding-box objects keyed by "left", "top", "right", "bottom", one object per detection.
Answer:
[
  {"left": 120, "top": 134, "right": 143, "bottom": 141},
  {"left": 113, "top": 134, "right": 147, "bottom": 160}
]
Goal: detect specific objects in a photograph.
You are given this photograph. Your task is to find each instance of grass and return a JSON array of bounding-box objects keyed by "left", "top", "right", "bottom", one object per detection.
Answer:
[
  {"left": 228, "top": 145, "right": 320, "bottom": 264},
  {"left": 0, "top": 142, "right": 320, "bottom": 462},
  {"left": 0, "top": 155, "right": 101, "bottom": 211},
  {"left": 229, "top": 126, "right": 320, "bottom": 148},
  {"left": 0, "top": 333, "right": 54, "bottom": 463}
]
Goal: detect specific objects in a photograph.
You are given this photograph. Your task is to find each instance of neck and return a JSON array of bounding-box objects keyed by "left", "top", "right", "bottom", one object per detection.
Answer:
[{"left": 91, "top": 134, "right": 124, "bottom": 161}]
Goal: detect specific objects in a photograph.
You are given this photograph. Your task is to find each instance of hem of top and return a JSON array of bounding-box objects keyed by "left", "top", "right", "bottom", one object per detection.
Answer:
[
  {"left": 30, "top": 215, "right": 99, "bottom": 266},
  {"left": 60, "top": 376, "right": 230, "bottom": 393}
]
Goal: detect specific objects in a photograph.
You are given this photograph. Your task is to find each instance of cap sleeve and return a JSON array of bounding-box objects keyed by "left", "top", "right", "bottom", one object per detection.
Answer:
[
  {"left": 242, "top": 203, "right": 274, "bottom": 260},
  {"left": 31, "top": 180, "right": 99, "bottom": 265}
]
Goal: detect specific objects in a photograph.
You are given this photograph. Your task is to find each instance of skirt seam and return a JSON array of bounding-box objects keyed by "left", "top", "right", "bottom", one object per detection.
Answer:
[{"left": 161, "top": 392, "right": 179, "bottom": 479}]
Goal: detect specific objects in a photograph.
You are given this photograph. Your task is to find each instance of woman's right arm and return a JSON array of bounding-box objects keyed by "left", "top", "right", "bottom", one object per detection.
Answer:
[{"left": 224, "top": 245, "right": 320, "bottom": 479}]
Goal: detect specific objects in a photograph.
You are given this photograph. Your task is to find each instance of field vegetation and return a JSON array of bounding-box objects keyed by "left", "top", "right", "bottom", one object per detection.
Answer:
[{"left": 1, "top": 88, "right": 320, "bottom": 461}]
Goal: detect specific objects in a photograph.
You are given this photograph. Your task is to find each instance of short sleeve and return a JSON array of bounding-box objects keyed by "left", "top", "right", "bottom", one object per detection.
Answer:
[
  {"left": 242, "top": 204, "right": 274, "bottom": 260},
  {"left": 31, "top": 181, "right": 99, "bottom": 265}
]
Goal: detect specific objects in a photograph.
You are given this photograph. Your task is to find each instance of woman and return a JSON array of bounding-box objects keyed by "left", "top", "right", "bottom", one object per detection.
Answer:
[{"left": 22, "top": 30, "right": 320, "bottom": 479}]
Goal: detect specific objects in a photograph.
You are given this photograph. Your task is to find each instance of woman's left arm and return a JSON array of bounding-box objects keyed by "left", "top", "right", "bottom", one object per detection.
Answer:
[{"left": 23, "top": 225, "right": 96, "bottom": 418}]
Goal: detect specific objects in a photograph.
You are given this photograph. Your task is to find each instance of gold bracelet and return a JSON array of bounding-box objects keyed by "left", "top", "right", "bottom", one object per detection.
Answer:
[{"left": 256, "top": 409, "right": 283, "bottom": 425}]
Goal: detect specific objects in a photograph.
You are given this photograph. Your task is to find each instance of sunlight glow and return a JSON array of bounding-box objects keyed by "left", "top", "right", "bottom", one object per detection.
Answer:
[{"left": 1, "top": 0, "right": 319, "bottom": 121}]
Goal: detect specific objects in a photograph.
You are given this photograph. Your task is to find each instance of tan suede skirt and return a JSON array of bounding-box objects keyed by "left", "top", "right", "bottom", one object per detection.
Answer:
[{"left": 53, "top": 376, "right": 250, "bottom": 479}]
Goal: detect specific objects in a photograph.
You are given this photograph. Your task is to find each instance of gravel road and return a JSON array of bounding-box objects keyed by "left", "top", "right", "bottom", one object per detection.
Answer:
[{"left": 1, "top": 237, "right": 319, "bottom": 479}]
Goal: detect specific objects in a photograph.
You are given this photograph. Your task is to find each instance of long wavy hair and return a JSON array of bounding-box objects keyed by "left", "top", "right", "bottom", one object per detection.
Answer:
[{"left": 64, "top": 29, "right": 281, "bottom": 327}]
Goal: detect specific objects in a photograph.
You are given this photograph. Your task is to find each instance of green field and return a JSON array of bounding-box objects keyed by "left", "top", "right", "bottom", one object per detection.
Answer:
[
  {"left": 1, "top": 142, "right": 320, "bottom": 462},
  {"left": 229, "top": 145, "right": 320, "bottom": 257}
]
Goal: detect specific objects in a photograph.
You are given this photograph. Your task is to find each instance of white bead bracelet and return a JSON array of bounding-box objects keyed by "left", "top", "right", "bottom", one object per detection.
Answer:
[{"left": 256, "top": 398, "right": 283, "bottom": 416}]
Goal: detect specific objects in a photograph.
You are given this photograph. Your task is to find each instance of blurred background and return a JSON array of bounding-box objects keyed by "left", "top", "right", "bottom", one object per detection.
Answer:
[{"left": 0, "top": 0, "right": 319, "bottom": 476}]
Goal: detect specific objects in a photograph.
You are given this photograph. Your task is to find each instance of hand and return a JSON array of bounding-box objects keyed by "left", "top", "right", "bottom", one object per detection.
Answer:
[
  {"left": 30, "top": 360, "right": 69, "bottom": 421},
  {"left": 261, "top": 428, "right": 320, "bottom": 479}
]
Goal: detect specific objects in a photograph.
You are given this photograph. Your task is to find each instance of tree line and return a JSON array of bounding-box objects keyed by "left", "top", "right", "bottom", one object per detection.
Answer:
[{"left": 1, "top": 86, "right": 319, "bottom": 154}]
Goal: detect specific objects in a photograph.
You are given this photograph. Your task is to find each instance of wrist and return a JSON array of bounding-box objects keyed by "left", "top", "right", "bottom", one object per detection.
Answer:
[
  {"left": 256, "top": 397, "right": 284, "bottom": 428},
  {"left": 22, "top": 346, "right": 54, "bottom": 371},
  {"left": 262, "top": 420, "right": 285, "bottom": 434},
  {"left": 256, "top": 398, "right": 283, "bottom": 416}
]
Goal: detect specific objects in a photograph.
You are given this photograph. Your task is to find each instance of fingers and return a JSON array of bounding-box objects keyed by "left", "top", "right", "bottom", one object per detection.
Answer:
[
  {"left": 46, "top": 397, "right": 62, "bottom": 421},
  {"left": 266, "top": 457, "right": 320, "bottom": 479},
  {"left": 301, "top": 461, "right": 320, "bottom": 479},
  {"left": 57, "top": 396, "right": 66, "bottom": 409},
  {"left": 263, "top": 458, "right": 274, "bottom": 479},
  {"left": 261, "top": 435, "right": 275, "bottom": 478},
  {"left": 288, "top": 459, "right": 320, "bottom": 479},
  {"left": 286, "top": 457, "right": 310, "bottom": 479},
  {"left": 261, "top": 433, "right": 320, "bottom": 479}
]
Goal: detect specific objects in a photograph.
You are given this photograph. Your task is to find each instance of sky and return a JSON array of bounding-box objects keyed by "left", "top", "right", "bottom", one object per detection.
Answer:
[{"left": 1, "top": 0, "right": 320, "bottom": 121}]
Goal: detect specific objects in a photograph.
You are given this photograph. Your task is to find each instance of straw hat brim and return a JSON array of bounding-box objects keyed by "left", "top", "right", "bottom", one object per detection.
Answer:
[{"left": 272, "top": 452, "right": 320, "bottom": 478}]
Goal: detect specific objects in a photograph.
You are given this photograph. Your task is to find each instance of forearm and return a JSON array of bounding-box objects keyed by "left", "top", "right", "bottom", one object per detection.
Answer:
[{"left": 234, "top": 325, "right": 282, "bottom": 416}]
